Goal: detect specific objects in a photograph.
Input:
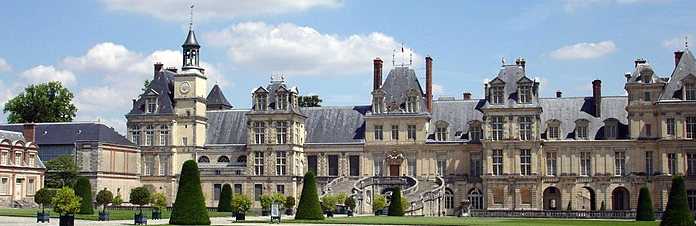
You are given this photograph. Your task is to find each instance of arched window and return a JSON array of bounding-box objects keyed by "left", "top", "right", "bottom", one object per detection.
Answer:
[
  {"left": 197, "top": 156, "right": 210, "bottom": 163},
  {"left": 444, "top": 188, "right": 455, "bottom": 209},
  {"left": 468, "top": 188, "right": 483, "bottom": 209},
  {"left": 159, "top": 125, "right": 169, "bottom": 146},
  {"left": 145, "top": 125, "right": 155, "bottom": 146},
  {"left": 217, "top": 156, "right": 230, "bottom": 163},
  {"left": 237, "top": 156, "right": 247, "bottom": 163}
]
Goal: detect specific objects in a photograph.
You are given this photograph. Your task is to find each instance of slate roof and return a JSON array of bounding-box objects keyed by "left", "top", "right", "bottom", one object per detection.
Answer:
[
  {"left": 206, "top": 110, "right": 248, "bottom": 145},
  {"left": 128, "top": 70, "right": 176, "bottom": 116},
  {"left": 482, "top": 65, "right": 540, "bottom": 109},
  {"left": 182, "top": 29, "right": 200, "bottom": 48},
  {"left": 627, "top": 63, "right": 665, "bottom": 84},
  {"left": 660, "top": 49, "right": 696, "bottom": 101},
  {"left": 206, "top": 84, "right": 232, "bottom": 109},
  {"left": 0, "top": 123, "right": 136, "bottom": 147},
  {"left": 302, "top": 106, "right": 368, "bottom": 144},
  {"left": 539, "top": 96, "right": 629, "bottom": 140},
  {"left": 379, "top": 67, "right": 428, "bottom": 113},
  {"left": 0, "top": 129, "right": 25, "bottom": 142},
  {"left": 428, "top": 100, "right": 485, "bottom": 142}
]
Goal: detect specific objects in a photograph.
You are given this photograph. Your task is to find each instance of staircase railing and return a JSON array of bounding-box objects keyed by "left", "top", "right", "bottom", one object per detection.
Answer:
[
  {"left": 406, "top": 176, "right": 444, "bottom": 215},
  {"left": 319, "top": 176, "right": 345, "bottom": 199}
]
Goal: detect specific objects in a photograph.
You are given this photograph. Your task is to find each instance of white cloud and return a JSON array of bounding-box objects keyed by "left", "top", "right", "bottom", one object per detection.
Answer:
[
  {"left": 0, "top": 58, "right": 12, "bottom": 73},
  {"left": 550, "top": 40, "right": 617, "bottom": 60},
  {"left": 21, "top": 65, "right": 77, "bottom": 87},
  {"left": 661, "top": 34, "right": 692, "bottom": 50},
  {"left": 432, "top": 84, "right": 445, "bottom": 98},
  {"left": 101, "top": 0, "right": 342, "bottom": 21},
  {"left": 205, "top": 22, "right": 421, "bottom": 76}
]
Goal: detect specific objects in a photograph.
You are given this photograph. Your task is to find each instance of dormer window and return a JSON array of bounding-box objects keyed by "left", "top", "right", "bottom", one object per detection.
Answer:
[
  {"left": 547, "top": 120, "right": 561, "bottom": 140},
  {"left": 519, "top": 85, "right": 532, "bottom": 103},
  {"left": 642, "top": 74, "right": 651, "bottom": 84},
  {"left": 405, "top": 90, "right": 420, "bottom": 113},
  {"left": 255, "top": 93, "right": 268, "bottom": 111},
  {"left": 604, "top": 119, "right": 618, "bottom": 140},
  {"left": 685, "top": 82, "right": 695, "bottom": 100},
  {"left": 145, "top": 98, "right": 157, "bottom": 113},
  {"left": 468, "top": 121, "right": 482, "bottom": 142},
  {"left": 14, "top": 152, "right": 21, "bottom": 166},
  {"left": 276, "top": 93, "right": 288, "bottom": 110},
  {"left": 372, "top": 96, "right": 385, "bottom": 113},
  {"left": 575, "top": 119, "right": 589, "bottom": 140},
  {"left": 435, "top": 121, "right": 449, "bottom": 141},
  {"left": 492, "top": 86, "right": 504, "bottom": 104}
]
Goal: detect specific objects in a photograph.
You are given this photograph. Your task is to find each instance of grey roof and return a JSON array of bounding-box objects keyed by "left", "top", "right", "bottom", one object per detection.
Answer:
[
  {"left": 302, "top": 106, "right": 368, "bottom": 144},
  {"left": 627, "top": 63, "right": 665, "bottom": 84},
  {"left": 206, "top": 110, "right": 248, "bottom": 145},
  {"left": 539, "top": 96, "right": 629, "bottom": 140},
  {"left": 482, "top": 65, "right": 540, "bottom": 109},
  {"left": 182, "top": 29, "right": 200, "bottom": 48},
  {"left": 128, "top": 70, "right": 176, "bottom": 116},
  {"left": 0, "top": 129, "right": 25, "bottom": 142},
  {"left": 379, "top": 67, "right": 428, "bottom": 113},
  {"left": 428, "top": 99, "right": 485, "bottom": 142},
  {"left": 249, "top": 81, "right": 304, "bottom": 115},
  {"left": 206, "top": 84, "right": 232, "bottom": 109},
  {"left": 660, "top": 49, "right": 696, "bottom": 101},
  {"left": 0, "top": 123, "right": 136, "bottom": 147}
]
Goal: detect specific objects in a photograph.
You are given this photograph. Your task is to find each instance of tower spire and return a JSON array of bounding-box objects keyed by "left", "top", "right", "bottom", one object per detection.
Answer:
[{"left": 189, "top": 4, "right": 194, "bottom": 30}]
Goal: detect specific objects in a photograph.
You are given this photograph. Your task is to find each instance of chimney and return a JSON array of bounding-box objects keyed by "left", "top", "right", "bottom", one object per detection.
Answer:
[
  {"left": 634, "top": 58, "right": 646, "bottom": 68},
  {"left": 463, "top": 92, "right": 472, "bottom": 100},
  {"left": 22, "top": 123, "right": 36, "bottom": 143},
  {"left": 556, "top": 90, "right": 562, "bottom": 98},
  {"left": 624, "top": 72, "right": 631, "bottom": 82},
  {"left": 515, "top": 57, "right": 526, "bottom": 72},
  {"left": 425, "top": 55, "right": 433, "bottom": 113},
  {"left": 154, "top": 62, "right": 163, "bottom": 76},
  {"left": 373, "top": 57, "right": 383, "bottom": 91},
  {"left": 675, "top": 50, "right": 684, "bottom": 67},
  {"left": 592, "top": 80, "right": 602, "bottom": 118}
]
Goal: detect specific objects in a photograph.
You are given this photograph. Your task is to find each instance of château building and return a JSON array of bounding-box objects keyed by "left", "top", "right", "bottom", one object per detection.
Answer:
[{"left": 127, "top": 25, "right": 696, "bottom": 215}]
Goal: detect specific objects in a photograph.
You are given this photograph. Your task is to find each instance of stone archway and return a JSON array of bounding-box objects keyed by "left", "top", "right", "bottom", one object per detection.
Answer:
[
  {"left": 612, "top": 187, "right": 630, "bottom": 210},
  {"left": 578, "top": 187, "right": 596, "bottom": 211},
  {"left": 543, "top": 186, "right": 561, "bottom": 210},
  {"left": 386, "top": 151, "right": 404, "bottom": 176}
]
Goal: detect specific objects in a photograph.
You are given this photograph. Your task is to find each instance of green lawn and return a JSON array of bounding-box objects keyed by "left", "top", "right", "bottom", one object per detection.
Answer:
[
  {"left": 239, "top": 216, "right": 660, "bottom": 226},
  {"left": 0, "top": 208, "right": 255, "bottom": 221}
]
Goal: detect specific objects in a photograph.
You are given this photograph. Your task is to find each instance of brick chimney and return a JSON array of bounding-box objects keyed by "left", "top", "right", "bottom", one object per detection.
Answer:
[
  {"left": 425, "top": 55, "right": 433, "bottom": 113},
  {"left": 373, "top": 57, "right": 383, "bottom": 91},
  {"left": 22, "top": 123, "right": 36, "bottom": 143},
  {"left": 592, "top": 80, "right": 602, "bottom": 118},
  {"left": 634, "top": 58, "right": 646, "bottom": 68},
  {"left": 556, "top": 90, "right": 562, "bottom": 98},
  {"left": 675, "top": 50, "right": 684, "bottom": 67},
  {"left": 463, "top": 92, "right": 472, "bottom": 100},
  {"left": 515, "top": 57, "right": 526, "bottom": 72},
  {"left": 154, "top": 62, "right": 163, "bottom": 76}
]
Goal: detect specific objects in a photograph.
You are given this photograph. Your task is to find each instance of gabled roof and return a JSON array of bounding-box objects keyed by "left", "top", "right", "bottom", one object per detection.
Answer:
[
  {"left": 379, "top": 67, "right": 428, "bottom": 113},
  {"left": 627, "top": 63, "right": 664, "bottom": 84},
  {"left": 661, "top": 49, "right": 696, "bottom": 101},
  {"left": 0, "top": 123, "right": 136, "bottom": 147},
  {"left": 128, "top": 70, "right": 176, "bottom": 115},
  {"left": 206, "top": 85, "right": 232, "bottom": 109},
  {"left": 248, "top": 81, "right": 304, "bottom": 115},
  {"left": 483, "top": 65, "right": 540, "bottom": 109}
]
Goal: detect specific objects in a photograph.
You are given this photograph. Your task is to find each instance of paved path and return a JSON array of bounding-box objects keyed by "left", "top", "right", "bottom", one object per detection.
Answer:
[{"left": 0, "top": 215, "right": 391, "bottom": 226}]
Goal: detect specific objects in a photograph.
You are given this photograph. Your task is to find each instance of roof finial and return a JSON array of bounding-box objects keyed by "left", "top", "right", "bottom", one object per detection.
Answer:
[
  {"left": 281, "top": 73, "right": 285, "bottom": 81},
  {"left": 502, "top": 57, "right": 506, "bottom": 65},
  {"left": 409, "top": 48, "right": 413, "bottom": 66},
  {"left": 392, "top": 49, "right": 395, "bottom": 66},
  {"left": 686, "top": 36, "right": 689, "bottom": 49},
  {"left": 189, "top": 4, "right": 195, "bottom": 30},
  {"left": 270, "top": 74, "right": 274, "bottom": 82}
]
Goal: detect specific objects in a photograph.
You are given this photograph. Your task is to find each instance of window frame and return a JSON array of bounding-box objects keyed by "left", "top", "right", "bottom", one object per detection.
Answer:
[
  {"left": 491, "top": 86, "right": 504, "bottom": 105},
  {"left": 519, "top": 116, "right": 532, "bottom": 141},
  {"left": 276, "top": 121, "right": 287, "bottom": 144},
  {"left": 254, "top": 151, "right": 264, "bottom": 176},
  {"left": 491, "top": 117, "right": 503, "bottom": 141},
  {"left": 276, "top": 151, "right": 286, "bottom": 176},
  {"left": 492, "top": 149, "right": 503, "bottom": 176},
  {"left": 546, "top": 152, "right": 557, "bottom": 176},
  {"left": 391, "top": 125, "right": 399, "bottom": 140},
  {"left": 407, "top": 125, "right": 417, "bottom": 140},
  {"left": 374, "top": 125, "right": 383, "bottom": 140},
  {"left": 615, "top": 151, "right": 626, "bottom": 176},
  {"left": 254, "top": 122, "right": 266, "bottom": 144},
  {"left": 580, "top": 152, "right": 591, "bottom": 176},
  {"left": 520, "top": 149, "right": 531, "bottom": 176}
]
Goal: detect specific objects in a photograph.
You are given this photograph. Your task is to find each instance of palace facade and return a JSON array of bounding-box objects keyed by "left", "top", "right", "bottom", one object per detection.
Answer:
[{"left": 127, "top": 26, "right": 696, "bottom": 215}]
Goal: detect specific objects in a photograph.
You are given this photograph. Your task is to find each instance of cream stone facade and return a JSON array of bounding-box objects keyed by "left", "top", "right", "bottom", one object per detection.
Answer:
[{"left": 0, "top": 129, "right": 45, "bottom": 207}]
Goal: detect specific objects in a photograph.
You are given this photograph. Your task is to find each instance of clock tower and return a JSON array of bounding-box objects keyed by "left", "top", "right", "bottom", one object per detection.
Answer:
[{"left": 173, "top": 24, "right": 207, "bottom": 149}]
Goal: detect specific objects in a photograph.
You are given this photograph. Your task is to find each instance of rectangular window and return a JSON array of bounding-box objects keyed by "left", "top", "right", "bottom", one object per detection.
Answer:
[
  {"left": 276, "top": 151, "right": 286, "bottom": 176},
  {"left": 27, "top": 179, "right": 34, "bottom": 195},
  {"left": 159, "top": 155, "right": 169, "bottom": 176},
  {"left": 14, "top": 153, "right": 21, "bottom": 165},
  {"left": 646, "top": 151, "right": 654, "bottom": 176},
  {"left": 146, "top": 128, "right": 154, "bottom": 146},
  {"left": 145, "top": 155, "right": 154, "bottom": 176},
  {"left": 688, "top": 190, "right": 696, "bottom": 211},
  {"left": 688, "top": 153, "right": 696, "bottom": 176},
  {"left": 437, "top": 154, "right": 447, "bottom": 176},
  {"left": 470, "top": 153, "right": 481, "bottom": 176},
  {"left": 182, "top": 137, "right": 188, "bottom": 146},
  {"left": 686, "top": 83, "right": 696, "bottom": 100},
  {"left": 0, "top": 178, "right": 7, "bottom": 195},
  {"left": 546, "top": 152, "right": 557, "bottom": 176},
  {"left": 214, "top": 184, "right": 222, "bottom": 200},
  {"left": 615, "top": 151, "right": 626, "bottom": 176},
  {"left": 254, "top": 151, "right": 264, "bottom": 176},
  {"left": 548, "top": 126, "right": 559, "bottom": 140},
  {"left": 131, "top": 129, "right": 140, "bottom": 145},
  {"left": 491, "top": 117, "right": 503, "bottom": 141},
  {"left": 256, "top": 94, "right": 267, "bottom": 111},
  {"left": 577, "top": 125, "right": 588, "bottom": 140},
  {"left": 606, "top": 124, "right": 616, "bottom": 139},
  {"left": 391, "top": 125, "right": 399, "bottom": 140},
  {"left": 668, "top": 153, "right": 677, "bottom": 175},
  {"left": 28, "top": 154, "right": 34, "bottom": 167},
  {"left": 436, "top": 127, "right": 447, "bottom": 141},
  {"left": 276, "top": 122, "right": 287, "bottom": 144},
  {"left": 276, "top": 184, "right": 285, "bottom": 194},
  {"left": 492, "top": 150, "right": 503, "bottom": 176},
  {"left": 374, "top": 156, "right": 383, "bottom": 176},
  {"left": 254, "top": 122, "right": 266, "bottom": 144},
  {"left": 520, "top": 149, "right": 531, "bottom": 176},
  {"left": 646, "top": 124, "right": 652, "bottom": 137},
  {"left": 687, "top": 117, "right": 696, "bottom": 139},
  {"left": 254, "top": 184, "right": 263, "bottom": 201},
  {"left": 470, "top": 126, "right": 481, "bottom": 141},
  {"left": 407, "top": 125, "right": 417, "bottom": 140},
  {"left": 277, "top": 94, "right": 288, "bottom": 110},
  {"left": 492, "top": 86, "right": 504, "bottom": 104},
  {"left": 234, "top": 184, "right": 242, "bottom": 194},
  {"left": 667, "top": 118, "right": 676, "bottom": 136},
  {"left": 374, "top": 126, "right": 383, "bottom": 140},
  {"left": 519, "top": 85, "right": 532, "bottom": 103},
  {"left": 349, "top": 155, "right": 360, "bottom": 176},
  {"left": 146, "top": 99, "right": 156, "bottom": 113},
  {"left": 519, "top": 116, "right": 532, "bottom": 140},
  {"left": 644, "top": 92, "right": 651, "bottom": 101},
  {"left": 159, "top": 129, "right": 169, "bottom": 146},
  {"left": 328, "top": 155, "right": 339, "bottom": 176},
  {"left": 580, "top": 152, "right": 591, "bottom": 176},
  {"left": 307, "top": 155, "right": 317, "bottom": 175},
  {"left": 1, "top": 152, "right": 6, "bottom": 165},
  {"left": 407, "top": 155, "right": 417, "bottom": 176}
]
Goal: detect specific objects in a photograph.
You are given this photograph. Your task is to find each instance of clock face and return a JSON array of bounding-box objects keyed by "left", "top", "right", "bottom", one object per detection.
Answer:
[{"left": 180, "top": 82, "right": 191, "bottom": 94}]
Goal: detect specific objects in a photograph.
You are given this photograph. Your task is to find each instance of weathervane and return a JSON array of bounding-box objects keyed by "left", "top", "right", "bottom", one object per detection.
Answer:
[{"left": 189, "top": 5, "right": 195, "bottom": 29}]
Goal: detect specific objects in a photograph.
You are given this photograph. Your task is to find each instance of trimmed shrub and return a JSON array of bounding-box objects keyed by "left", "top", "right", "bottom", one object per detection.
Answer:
[
  {"left": 401, "top": 197, "right": 409, "bottom": 212},
  {"left": 388, "top": 187, "right": 404, "bottom": 216},
  {"left": 170, "top": 160, "right": 211, "bottom": 225},
  {"left": 35, "top": 188, "right": 54, "bottom": 213},
  {"left": 52, "top": 187, "right": 81, "bottom": 216},
  {"left": 231, "top": 194, "right": 252, "bottom": 214},
  {"left": 285, "top": 196, "right": 296, "bottom": 209},
  {"left": 218, "top": 184, "right": 233, "bottom": 212},
  {"left": 373, "top": 195, "right": 388, "bottom": 213},
  {"left": 295, "top": 171, "right": 324, "bottom": 220},
  {"left": 150, "top": 193, "right": 167, "bottom": 212},
  {"left": 344, "top": 196, "right": 356, "bottom": 211},
  {"left": 113, "top": 195, "right": 123, "bottom": 206},
  {"left": 661, "top": 176, "right": 695, "bottom": 226},
  {"left": 321, "top": 195, "right": 338, "bottom": 211},
  {"left": 260, "top": 194, "right": 273, "bottom": 210},
  {"left": 272, "top": 192, "right": 287, "bottom": 207},
  {"left": 95, "top": 188, "right": 113, "bottom": 213},
  {"left": 566, "top": 201, "right": 573, "bottom": 211},
  {"left": 75, "top": 176, "right": 94, "bottom": 214},
  {"left": 636, "top": 187, "right": 655, "bottom": 221},
  {"left": 129, "top": 186, "right": 150, "bottom": 213},
  {"left": 600, "top": 201, "right": 606, "bottom": 211},
  {"left": 335, "top": 193, "right": 348, "bottom": 206}
]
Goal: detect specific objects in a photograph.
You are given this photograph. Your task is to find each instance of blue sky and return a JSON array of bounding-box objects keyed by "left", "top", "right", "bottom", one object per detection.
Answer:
[{"left": 0, "top": 0, "right": 694, "bottom": 133}]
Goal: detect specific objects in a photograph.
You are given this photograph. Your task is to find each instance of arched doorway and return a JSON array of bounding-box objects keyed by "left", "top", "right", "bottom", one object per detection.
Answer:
[
  {"left": 468, "top": 188, "right": 483, "bottom": 210},
  {"left": 612, "top": 187, "right": 630, "bottom": 210},
  {"left": 578, "top": 187, "right": 596, "bottom": 210},
  {"left": 543, "top": 187, "right": 561, "bottom": 210}
]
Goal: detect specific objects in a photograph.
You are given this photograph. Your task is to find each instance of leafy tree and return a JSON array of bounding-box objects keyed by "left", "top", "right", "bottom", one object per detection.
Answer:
[
  {"left": 95, "top": 188, "right": 113, "bottom": 213},
  {"left": 335, "top": 193, "right": 348, "bottom": 206},
  {"left": 285, "top": 196, "right": 296, "bottom": 209},
  {"left": 231, "top": 194, "right": 252, "bottom": 214},
  {"left": 321, "top": 195, "right": 338, "bottom": 211},
  {"left": 299, "top": 95, "right": 322, "bottom": 107},
  {"left": 600, "top": 201, "right": 606, "bottom": 211},
  {"left": 401, "top": 197, "right": 409, "bottom": 212},
  {"left": 34, "top": 188, "right": 54, "bottom": 213},
  {"left": 636, "top": 187, "right": 655, "bottom": 221},
  {"left": 217, "top": 184, "right": 233, "bottom": 212},
  {"left": 129, "top": 186, "right": 151, "bottom": 214},
  {"left": 295, "top": 171, "right": 324, "bottom": 220},
  {"left": 388, "top": 187, "right": 404, "bottom": 216},
  {"left": 150, "top": 193, "right": 167, "bottom": 212},
  {"left": 142, "top": 79, "right": 151, "bottom": 93},
  {"left": 260, "top": 194, "right": 273, "bottom": 210},
  {"left": 45, "top": 155, "right": 79, "bottom": 188},
  {"left": 52, "top": 187, "right": 82, "bottom": 216},
  {"left": 272, "top": 192, "right": 287, "bottom": 207},
  {"left": 3, "top": 81, "right": 76, "bottom": 123},
  {"left": 372, "top": 195, "right": 387, "bottom": 213},
  {"left": 344, "top": 196, "right": 356, "bottom": 211},
  {"left": 170, "top": 160, "right": 210, "bottom": 225},
  {"left": 113, "top": 195, "right": 123, "bottom": 206},
  {"left": 75, "top": 176, "right": 94, "bottom": 214},
  {"left": 661, "top": 176, "right": 695, "bottom": 226}
]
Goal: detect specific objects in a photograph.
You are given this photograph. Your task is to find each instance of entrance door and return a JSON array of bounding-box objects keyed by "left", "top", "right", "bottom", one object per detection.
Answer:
[
  {"left": 389, "top": 165, "right": 400, "bottom": 176},
  {"left": 14, "top": 179, "right": 23, "bottom": 200}
]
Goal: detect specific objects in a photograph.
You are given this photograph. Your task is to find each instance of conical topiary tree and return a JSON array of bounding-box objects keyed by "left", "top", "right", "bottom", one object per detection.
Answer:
[
  {"left": 75, "top": 176, "right": 94, "bottom": 214},
  {"left": 636, "top": 187, "right": 655, "bottom": 221},
  {"left": 218, "top": 184, "right": 233, "bottom": 212},
  {"left": 661, "top": 176, "right": 695, "bottom": 226},
  {"left": 295, "top": 171, "right": 324, "bottom": 220},
  {"left": 566, "top": 201, "right": 573, "bottom": 211},
  {"left": 388, "top": 187, "right": 404, "bottom": 216},
  {"left": 170, "top": 160, "right": 211, "bottom": 225}
]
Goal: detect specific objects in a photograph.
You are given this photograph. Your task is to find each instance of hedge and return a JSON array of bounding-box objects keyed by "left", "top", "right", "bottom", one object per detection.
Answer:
[
  {"left": 636, "top": 187, "right": 655, "bottom": 221},
  {"left": 170, "top": 160, "right": 211, "bottom": 225},
  {"left": 294, "top": 171, "right": 324, "bottom": 220},
  {"left": 75, "top": 176, "right": 94, "bottom": 214},
  {"left": 218, "top": 184, "right": 233, "bottom": 212},
  {"left": 388, "top": 187, "right": 405, "bottom": 216}
]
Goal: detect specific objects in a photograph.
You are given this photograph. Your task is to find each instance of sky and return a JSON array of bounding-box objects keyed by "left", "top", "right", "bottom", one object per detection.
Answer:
[{"left": 0, "top": 0, "right": 694, "bottom": 134}]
